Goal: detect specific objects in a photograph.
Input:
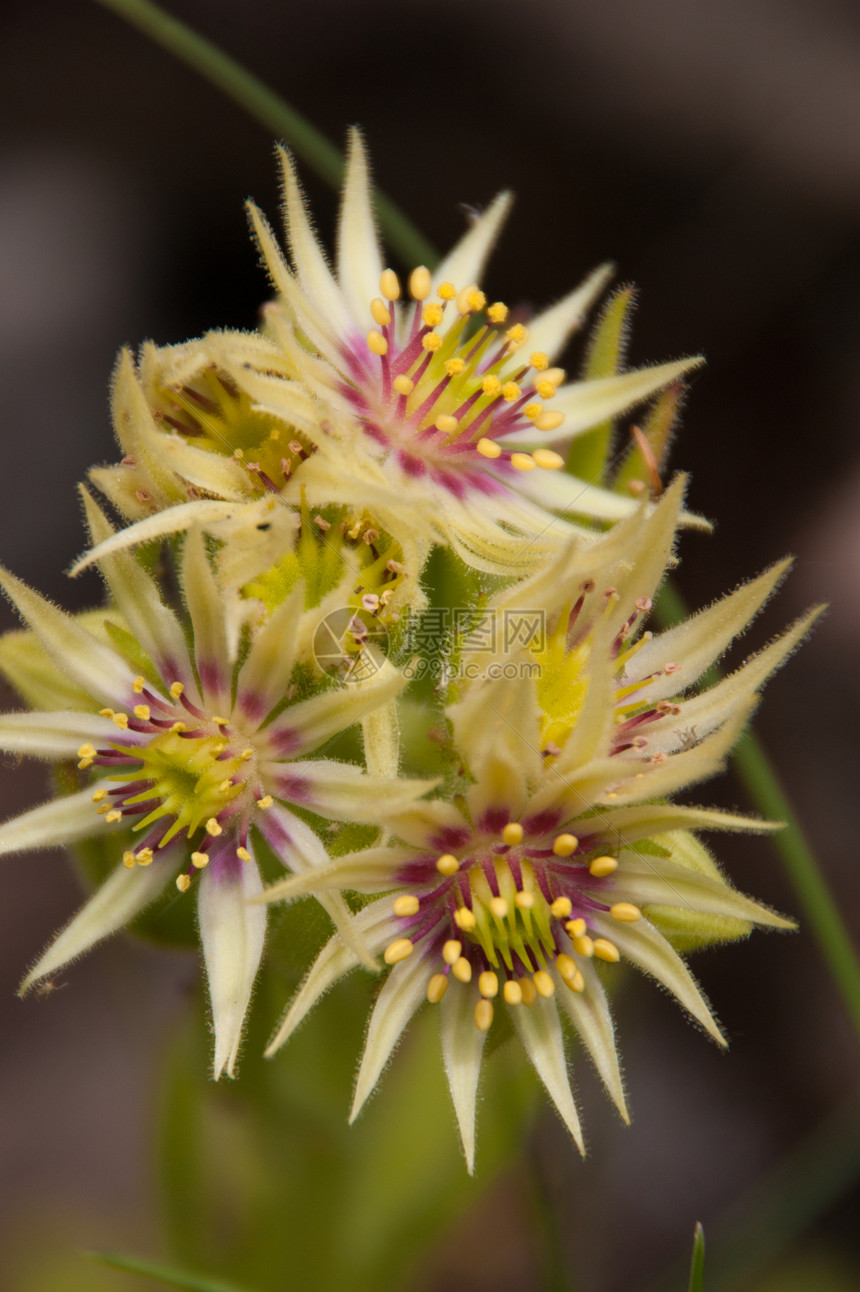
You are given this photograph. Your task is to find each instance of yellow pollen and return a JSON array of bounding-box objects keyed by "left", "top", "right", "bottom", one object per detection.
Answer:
[
  {"left": 111, "top": 713, "right": 129, "bottom": 729},
  {"left": 501, "top": 381, "right": 521, "bottom": 402},
  {"left": 553, "top": 833, "right": 578, "bottom": 857},
  {"left": 436, "top": 853, "right": 460, "bottom": 876},
  {"left": 384, "top": 938, "right": 414, "bottom": 966},
  {"left": 572, "top": 935, "right": 595, "bottom": 958},
  {"left": 519, "top": 976, "right": 537, "bottom": 1006},
  {"left": 535, "top": 379, "right": 558, "bottom": 400},
  {"left": 191, "top": 852, "right": 209, "bottom": 869},
  {"left": 566, "top": 917, "right": 587, "bottom": 938},
  {"left": 535, "top": 411, "right": 566, "bottom": 432},
  {"left": 96, "top": 804, "right": 111, "bottom": 815},
  {"left": 455, "top": 284, "right": 480, "bottom": 314},
  {"left": 611, "top": 902, "right": 642, "bottom": 923},
  {"left": 563, "top": 968, "right": 586, "bottom": 993},
  {"left": 422, "top": 302, "right": 444, "bottom": 328},
  {"left": 505, "top": 323, "right": 528, "bottom": 346},
  {"left": 91, "top": 787, "right": 107, "bottom": 802},
  {"left": 533, "top": 449, "right": 565, "bottom": 470},
  {"left": 589, "top": 856, "right": 618, "bottom": 877},
  {"left": 502, "top": 822, "right": 523, "bottom": 846},
  {"left": 515, "top": 890, "right": 535, "bottom": 910},
  {"left": 241, "top": 748, "right": 254, "bottom": 761},
  {"left": 370, "top": 298, "right": 391, "bottom": 327},
  {"left": 593, "top": 938, "right": 621, "bottom": 963},
  {"left": 206, "top": 818, "right": 223, "bottom": 836},
  {"left": 393, "top": 894, "right": 420, "bottom": 917},
  {"left": 78, "top": 757, "right": 94, "bottom": 770},
  {"left": 409, "top": 266, "right": 432, "bottom": 300},
  {"left": 132, "top": 677, "right": 146, "bottom": 693},
  {"left": 104, "top": 809, "right": 122, "bottom": 824},
  {"left": 479, "top": 971, "right": 499, "bottom": 998},
  {"left": 212, "top": 716, "right": 229, "bottom": 727},
  {"left": 176, "top": 874, "right": 191, "bottom": 893},
  {"left": 487, "top": 302, "right": 509, "bottom": 324},
  {"left": 133, "top": 705, "right": 151, "bottom": 721},
  {"left": 218, "top": 780, "right": 233, "bottom": 794},
  {"left": 503, "top": 979, "right": 523, "bottom": 1005},
  {"left": 427, "top": 973, "right": 448, "bottom": 1003},
  {"left": 442, "top": 939, "right": 462, "bottom": 965},
  {"left": 510, "top": 453, "right": 536, "bottom": 471},
  {"left": 435, "top": 414, "right": 459, "bottom": 435},
  {"left": 379, "top": 268, "right": 401, "bottom": 301},
  {"left": 367, "top": 330, "right": 388, "bottom": 356},
  {"left": 475, "top": 999, "right": 494, "bottom": 1031},
  {"left": 452, "top": 956, "right": 473, "bottom": 983},
  {"left": 99, "top": 709, "right": 114, "bottom": 718},
  {"left": 122, "top": 851, "right": 136, "bottom": 869},
  {"left": 136, "top": 848, "right": 154, "bottom": 866},
  {"left": 169, "top": 682, "right": 184, "bottom": 698},
  {"left": 256, "top": 795, "right": 274, "bottom": 809},
  {"left": 534, "top": 970, "right": 555, "bottom": 998},
  {"left": 545, "top": 367, "right": 566, "bottom": 386},
  {"left": 237, "top": 847, "right": 251, "bottom": 862},
  {"left": 524, "top": 402, "right": 543, "bottom": 420},
  {"left": 393, "top": 374, "right": 414, "bottom": 396},
  {"left": 445, "top": 357, "right": 465, "bottom": 376},
  {"left": 170, "top": 722, "right": 186, "bottom": 733},
  {"left": 556, "top": 953, "right": 577, "bottom": 980},
  {"left": 467, "top": 288, "right": 486, "bottom": 312},
  {"left": 530, "top": 351, "right": 550, "bottom": 370},
  {"left": 551, "top": 896, "right": 573, "bottom": 918},
  {"left": 489, "top": 896, "right": 509, "bottom": 919},
  {"left": 482, "top": 374, "right": 501, "bottom": 398},
  {"left": 438, "top": 281, "right": 456, "bottom": 300},
  {"left": 454, "top": 907, "right": 477, "bottom": 932},
  {"left": 476, "top": 438, "right": 502, "bottom": 459},
  {"left": 422, "top": 332, "right": 442, "bottom": 352}
]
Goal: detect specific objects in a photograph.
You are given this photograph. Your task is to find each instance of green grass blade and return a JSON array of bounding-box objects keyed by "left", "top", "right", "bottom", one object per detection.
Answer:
[
  {"left": 87, "top": 1251, "right": 257, "bottom": 1292},
  {"left": 688, "top": 1223, "right": 705, "bottom": 1292}
]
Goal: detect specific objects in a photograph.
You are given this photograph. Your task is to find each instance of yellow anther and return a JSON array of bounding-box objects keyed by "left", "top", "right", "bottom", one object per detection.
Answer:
[
  {"left": 384, "top": 938, "right": 414, "bottom": 966},
  {"left": 593, "top": 938, "right": 621, "bottom": 963},
  {"left": 482, "top": 374, "right": 501, "bottom": 398},
  {"left": 515, "top": 890, "right": 535, "bottom": 910},
  {"left": 393, "top": 374, "right": 414, "bottom": 396},
  {"left": 611, "top": 902, "right": 642, "bottom": 923},
  {"left": 535, "top": 379, "right": 558, "bottom": 400},
  {"left": 367, "top": 330, "right": 388, "bottom": 356},
  {"left": 501, "top": 381, "right": 521, "bottom": 402},
  {"left": 427, "top": 973, "right": 448, "bottom": 1003},
  {"left": 256, "top": 795, "right": 274, "bottom": 809},
  {"left": 438, "top": 281, "right": 456, "bottom": 300},
  {"left": 503, "top": 979, "right": 523, "bottom": 1005},
  {"left": 191, "top": 852, "right": 209, "bottom": 869},
  {"left": 502, "top": 822, "right": 523, "bottom": 846},
  {"left": 520, "top": 976, "right": 537, "bottom": 1006},
  {"left": 176, "top": 874, "right": 191, "bottom": 893},
  {"left": 393, "top": 894, "right": 420, "bottom": 917},
  {"left": 510, "top": 453, "right": 536, "bottom": 471},
  {"left": 170, "top": 722, "right": 187, "bottom": 733},
  {"left": 553, "top": 834, "right": 579, "bottom": 857},
  {"left": 435, "top": 414, "right": 459, "bottom": 435},
  {"left": 379, "top": 268, "right": 401, "bottom": 301},
  {"left": 122, "top": 851, "right": 136, "bottom": 869},
  {"left": 91, "top": 787, "right": 107, "bottom": 802},
  {"left": 505, "top": 323, "right": 529, "bottom": 346},
  {"left": 133, "top": 705, "right": 151, "bottom": 721},
  {"left": 589, "top": 855, "right": 618, "bottom": 877},
  {"left": 489, "top": 896, "right": 509, "bottom": 920},
  {"left": 132, "top": 676, "right": 146, "bottom": 694},
  {"left": 237, "top": 846, "right": 251, "bottom": 862},
  {"left": 422, "top": 332, "right": 443, "bottom": 352},
  {"left": 99, "top": 709, "right": 114, "bottom": 718},
  {"left": 169, "top": 682, "right": 184, "bottom": 698},
  {"left": 206, "top": 818, "right": 223, "bottom": 837},
  {"left": 535, "top": 411, "right": 566, "bottom": 432},
  {"left": 475, "top": 999, "right": 494, "bottom": 1031},
  {"left": 241, "top": 748, "right": 254, "bottom": 761},
  {"left": 533, "top": 449, "right": 565, "bottom": 470},
  {"left": 454, "top": 906, "right": 476, "bottom": 932},
  {"left": 452, "top": 956, "right": 473, "bottom": 983},
  {"left": 212, "top": 716, "right": 229, "bottom": 727},
  {"left": 78, "top": 756, "right": 94, "bottom": 770},
  {"left": 487, "top": 302, "right": 509, "bottom": 324},
  {"left": 218, "top": 780, "right": 233, "bottom": 794},
  {"left": 572, "top": 935, "right": 595, "bottom": 958},
  {"left": 563, "top": 968, "right": 586, "bottom": 993},
  {"left": 523, "top": 402, "right": 543, "bottom": 420},
  {"left": 409, "top": 266, "right": 432, "bottom": 300},
  {"left": 422, "top": 302, "right": 444, "bottom": 328},
  {"left": 530, "top": 351, "right": 550, "bottom": 371},
  {"left": 476, "top": 438, "right": 502, "bottom": 459},
  {"left": 467, "top": 288, "right": 486, "bottom": 312},
  {"left": 445, "top": 357, "right": 465, "bottom": 376},
  {"left": 111, "top": 713, "right": 129, "bottom": 729},
  {"left": 136, "top": 848, "right": 154, "bottom": 866},
  {"left": 566, "top": 917, "right": 587, "bottom": 939},
  {"left": 551, "top": 896, "right": 573, "bottom": 918},
  {"left": 436, "top": 853, "right": 460, "bottom": 876},
  {"left": 96, "top": 804, "right": 111, "bottom": 815},
  {"left": 456, "top": 283, "right": 481, "bottom": 314},
  {"left": 370, "top": 298, "right": 391, "bottom": 327},
  {"left": 534, "top": 970, "right": 555, "bottom": 999},
  {"left": 545, "top": 367, "right": 566, "bottom": 386},
  {"left": 442, "top": 939, "right": 462, "bottom": 965},
  {"left": 479, "top": 971, "right": 499, "bottom": 998},
  {"left": 104, "top": 809, "right": 122, "bottom": 824},
  {"left": 556, "top": 953, "right": 577, "bottom": 980}
]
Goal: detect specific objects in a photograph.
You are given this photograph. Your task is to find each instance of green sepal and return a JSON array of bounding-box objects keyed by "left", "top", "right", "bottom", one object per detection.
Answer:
[
  {"left": 612, "top": 378, "right": 684, "bottom": 496},
  {"left": 566, "top": 285, "right": 636, "bottom": 482},
  {"left": 645, "top": 829, "right": 752, "bottom": 953}
]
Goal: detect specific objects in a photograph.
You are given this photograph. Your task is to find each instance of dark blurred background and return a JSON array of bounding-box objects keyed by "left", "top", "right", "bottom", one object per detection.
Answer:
[{"left": 1, "top": 1, "right": 858, "bottom": 1288}]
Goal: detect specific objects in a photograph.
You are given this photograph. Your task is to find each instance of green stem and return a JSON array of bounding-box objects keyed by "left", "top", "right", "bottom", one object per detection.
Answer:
[
  {"left": 89, "top": 0, "right": 438, "bottom": 268},
  {"left": 656, "top": 581, "right": 860, "bottom": 1040}
]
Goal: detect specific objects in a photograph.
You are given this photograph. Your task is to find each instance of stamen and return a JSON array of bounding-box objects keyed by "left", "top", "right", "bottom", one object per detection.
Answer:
[
  {"left": 379, "top": 269, "right": 401, "bottom": 301},
  {"left": 502, "top": 822, "right": 523, "bottom": 846},
  {"left": 510, "top": 453, "right": 536, "bottom": 471},
  {"left": 550, "top": 896, "right": 572, "bottom": 918},
  {"left": 422, "top": 333, "right": 442, "bottom": 352},
  {"left": 427, "top": 973, "right": 448, "bottom": 1003},
  {"left": 256, "top": 795, "right": 274, "bottom": 809},
  {"left": 488, "top": 896, "right": 509, "bottom": 919},
  {"left": 515, "top": 890, "right": 535, "bottom": 910},
  {"left": 501, "top": 382, "right": 521, "bottom": 403},
  {"left": 367, "top": 331, "right": 388, "bottom": 356},
  {"left": 438, "top": 281, "right": 456, "bottom": 300},
  {"left": 589, "top": 856, "right": 618, "bottom": 877},
  {"left": 384, "top": 938, "right": 414, "bottom": 965},
  {"left": 505, "top": 323, "right": 529, "bottom": 347},
  {"left": 572, "top": 934, "right": 594, "bottom": 958},
  {"left": 533, "top": 449, "right": 565, "bottom": 470},
  {"left": 237, "top": 846, "right": 251, "bottom": 862},
  {"left": 442, "top": 939, "right": 462, "bottom": 965},
  {"left": 393, "top": 894, "right": 420, "bottom": 916},
  {"left": 482, "top": 375, "right": 501, "bottom": 398},
  {"left": 535, "top": 411, "right": 565, "bottom": 432},
  {"left": 533, "top": 970, "right": 555, "bottom": 998},
  {"left": 132, "top": 677, "right": 146, "bottom": 693},
  {"left": 454, "top": 906, "right": 476, "bottom": 931},
  {"left": 476, "top": 438, "right": 502, "bottom": 459},
  {"left": 565, "top": 917, "right": 587, "bottom": 938},
  {"left": 393, "top": 374, "right": 414, "bottom": 396},
  {"left": 503, "top": 979, "right": 523, "bottom": 1005},
  {"left": 91, "top": 787, "right": 108, "bottom": 802},
  {"left": 479, "top": 971, "right": 499, "bottom": 999},
  {"left": 487, "top": 302, "right": 509, "bottom": 324},
  {"left": 435, "top": 414, "right": 458, "bottom": 435},
  {"left": 475, "top": 999, "right": 494, "bottom": 1031},
  {"left": 422, "top": 303, "right": 444, "bottom": 328},
  {"left": 436, "top": 853, "right": 460, "bottom": 876},
  {"left": 452, "top": 957, "right": 472, "bottom": 983},
  {"left": 593, "top": 938, "right": 621, "bottom": 963},
  {"left": 133, "top": 705, "right": 151, "bottom": 721},
  {"left": 530, "top": 351, "right": 549, "bottom": 370},
  {"left": 176, "top": 874, "right": 191, "bottom": 893},
  {"left": 206, "top": 818, "right": 223, "bottom": 836},
  {"left": 519, "top": 976, "right": 537, "bottom": 1006},
  {"left": 191, "top": 852, "right": 209, "bottom": 869},
  {"left": 370, "top": 298, "right": 391, "bottom": 327},
  {"left": 552, "top": 833, "right": 578, "bottom": 857},
  {"left": 409, "top": 266, "right": 432, "bottom": 300},
  {"left": 610, "top": 902, "right": 642, "bottom": 922}
]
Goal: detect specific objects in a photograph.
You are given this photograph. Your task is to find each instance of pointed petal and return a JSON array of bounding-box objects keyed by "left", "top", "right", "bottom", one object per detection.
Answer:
[
  {"left": 551, "top": 358, "right": 704, "bottom": 437},
  {"left": 20, "top": 845, "right": 179, "bottom": 992},
  {"left": 350, "top": 951, "right": 429, "bottom": 1121},
  {"left": 198, "top": 848, "right": 267, "bottom": 1078},
  {"left": 510, "top": 997, "right": 584, "bottom": 1152},
  {"left": 526, "top": 263, "right": 614, "bottom": 362},
  {"left": 263, "top": 665, "right": 406, "bottom": 756},
  {"left": 337, "top": 128, "right": 384, "bottom": 325},
  {"left": 269, "top": 759, "right": 437, "bottom": 823},
  {"left": 432, "top": 191, "right": 513, "bottom": 291},
  {"left": 277, "top": 147, "right": 353, "bottom": 333},
  {"left": 613, "top": 855, "right": 794, "bottom": 929},
  {"left": 555, "top": 957, "right": 628, "bottom": 1121},
  {"left": 258, "top": 845, "right": 413, "bottom": 904},
  {"left": 0, "top": 711, "right": 121, "bottom": 760},
  {"left": 235, "top": 582, "right": 303, "bottom": 720},
  {"left": 440, "top": 981, "right": 487, "bottom": 1172},
  {"left": 0, "top": 786, "right": 115, "bottom": 857},
  {"left": 182, "top": 529, "right": 231, "bottom": 704},
  {"left": 70, "top": 499, "right": 242, "bottom": 576}
]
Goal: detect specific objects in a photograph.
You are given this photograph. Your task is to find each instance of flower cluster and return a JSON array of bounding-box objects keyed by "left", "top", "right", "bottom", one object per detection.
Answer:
[{"left": 0, "top": 131, "right": 817, "bottom": 1165}]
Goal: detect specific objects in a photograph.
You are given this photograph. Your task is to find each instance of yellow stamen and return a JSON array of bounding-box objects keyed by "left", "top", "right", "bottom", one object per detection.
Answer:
[
  {"left": 104, "top": 810, "right": 122, "bottom": 824},
  {"left": 170, "top": 722, "right": 186, "bottom": 733},
  {"left": 237, "top": 846, "right": 251, "bottom": 862},
  {"left": 240, "top": 748, "right": 254, "bottom": 761},
  {"left": 409, "top": 266, "right": 432, "bottom": 300},
  {"left": 422, "top": 302, "right": 444, "bottom": 328},
  {"left": 611, "top": 902, "right": 642, "bottom": 923},
  {"left": 218, "top": 780, "right": 233, "bottom": 794},
  {"left": 122, "top": 851, "right": 136, "bottom": 869},
  {"left": 482, "top": 374, "right": 501, "bottom": 398},
  {"left": 533, "top": 449, "right": 565, "bottom": 470},
  {"left": 503, "top": 979, "right": 523, "bottom": 1005},
  {"left": 438, "top": 281, "right": 456, "bottom": 300},
  {"left": 535, "top": 379, "right": 557, "bottom": 400},
  {"left": 488, "top": 896, "right": 509, "bottom": 919},
  {"left": 572, "top": 935, "right": 594, "bottom": 958},
  {"left": 379, "top": 268, "right": 401, "bottom": 301},
  {"left": 501, "top": 381, "right": 521, "bottom": 402},
  {"left": 566, "top": 917, "right": 587, "bottom": 938},
  {"left": 519, "top": 976, "right": 537, "bottom": 1006},
  {"left": 476, "top": 437, "right": 502, "bottom": 459},
  {"left": 515, "top": 890, "right": 535, "bottom": 910},
  {"left": 545, "top": 367, "right": 566, "bottom": 386},
  {"left": 206, "top": 818, "right": 222, "bottom": 836},
  {"left": 367, "top": 330, "right": 388, "bottom": 356},
  {"left": 136, "top": 848, "right": 153, "bottom": 866},
  {"left": 132, "top": 676, "right": 146, "bottom": 693},
  {"left": 502, "top": 822, "right": 523, "bottom": 846},
  {"left": 533, "top": 970, "right": 555, "bottom": 998},
  {"left": 593, "top": 938, "right": 621, "bottom": 963},
  {"left": 176, "top": 874, "right": 191, "bottom": 893},
  {"left": 436, "top": 853, "right": 460, "bottom": 876},
  {"left": 510, "top": 453, "right": 536, "bottom": 471},
  {"left": 556, "top": 953, "right": 577, "bottom": 980},
  {"left": 427, "top": 973, "right": 448, "bottom": 1003},
  {"left": 452, "top": 956, "right": 472, "bottom": 983},
  {"left": 99, "top": 708, "right": 114, "bottom": 718},
  {"left": 370, "top": 298, "right": 391, "bottom": 327},
  {"left": 589, "top": 856, "right": 618, "bottom": 877},
  {"left": 475, "top": 999, "right": 494, "bottom": 1031},
  {"left": 456, "top": 283, "right": 481, "bottom": 314},
  {"left": 442, "top": 939, "right": 462, "bottom": 965},
  {"left": 393, "top": 894, "right": 420, "bottom": 917},
  {"left": 384, "top": 938, "right": 414, "bottom": 966},
  {"left": 524, "top": 402, "right": 543, "bottom": 420},
  {"left": 435, "top": 414, "right": 458, "bottom": 435},
  {"left": 467, "top": 288, "right": 486, "bottom": 312},
  {"left": 530, "top": 351, "right": 549, "bottom": 370},
  {"left": 422, "top": 332, "right": 442, "bottom": 352},
  {"left": 563, "top": 968, "right": 586, "bottom": 993},
  {"left": 445, "top": 357, "right": 465, "bottom": 376},
  {"left": 133, "top": 705, "right": 151, "bottom": 721},
  {"left": 256, "top": 795, "right": 274, "bottom": 809},
  {"left": 550, "top": 896, "right": 572, "bottom": 918},
  {"left": 393, "top": 374, "right": 414, "bottom": 396},
  {"left": 479, "top": 971, "right": 499, "bottom": 999},
  {"left": 487, "top": 302, "right": 509, "bottom": 324},
  {"left": 505, "top": 323, "right": 528, "bottom": 346},
  {"left": 170, "top": 682, "right": 184, "bottom": 698},
  {"left": 553, "top": 833, "right": 578, "bottom": 857},
  {"left": 91, "top": 788, "right": 107, "bottom": 802},
  {"left": 212, "top": 716, "right": 229, "bottom": 727},
  {"left": 111, "top": 713, "right": 129, "bottom": 729},
  {"left": 191, "top": 852, "right": 209, "bottom": 869},
  {"left": 454, "top": 907, "right": 476, "bottom": 932},
  {"left": 535, "top": 411, "right": 566, "bottom": 432}
]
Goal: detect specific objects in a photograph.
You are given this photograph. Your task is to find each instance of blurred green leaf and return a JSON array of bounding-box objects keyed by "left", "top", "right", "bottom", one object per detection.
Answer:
[
  {"left": 688, "top": 1223, "right": 705, "bottom": 1292},
  {"left": 87, "top": 1251, "right": 256, "bottom": 1292},
  {"left": 566, "top": 287, "right": 636, "bottom": 482}
]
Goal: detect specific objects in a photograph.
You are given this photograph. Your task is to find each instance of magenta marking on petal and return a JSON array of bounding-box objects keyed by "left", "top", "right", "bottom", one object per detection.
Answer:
[
  {"left": 274, "top": 773, "right": 311, "bottom": 804},
  {"left": 477, "top": 806, "right": 509, "bottom": 834},
  {"left": 521, "top": 808, "right": 564, "bottom": 837},
  {"left": 207, "top": 838, "right": 243, "bottom": 884},
  {"left": 398, "top": 451, "right": 427, "bottom": 479},
  {"left": 395, "top": 854, "right": 439, "bottom": 886},
  {"left": 267, "top": 726, "right": 302, "bottom": 756},
  {"left": 238, "top": 688, "right": 268, "bottom": 724},
  {"left": 429, "top": 825, "right": 472, "bottom": 852},
  {"left": 197, "top": 660, "right": 224, "bottom": 696}
]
